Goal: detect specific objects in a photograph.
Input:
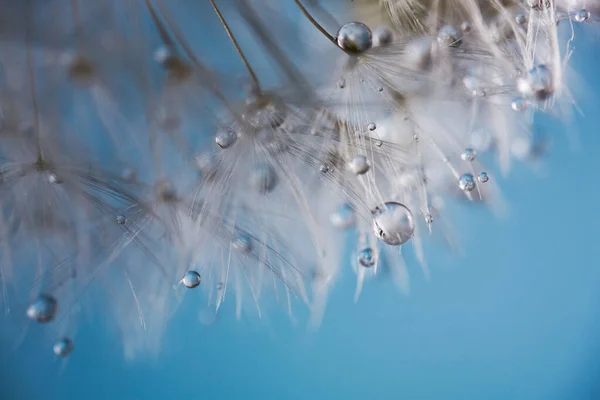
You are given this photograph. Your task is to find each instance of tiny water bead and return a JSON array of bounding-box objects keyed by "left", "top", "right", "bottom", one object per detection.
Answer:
[
  {"left": 319, "top": 164, "right": 330, "bottom": 173},
  {"left": 461, "top": 148, "right": 477, "bottom": 162},
  {"left": 215, "top": 127, "right": 237, "bottom": 149},
  {"left": 250, "top": 163, "right": 278, "bottom": 194},
  {"left": 115, "top": 215, "right": 126, "bottom": 225},
  {"left": 478, "top": 172, "right": 489, "bottom": 183},
  {"left": 357, "top": 248, "right": 375, "bottom": 268},
  {"left": 458, "top": 173, "right": 476, "bottom": 192},
  {"left": 330, "top": 203, "right": 355, "bottom": 229},
  {"left": 575, "top": 9, "right": 590, "bottom": 23},
  {"left": 511, "top": 97, "right": 528, "bottom": 112},
  {"left": 372, "top": 202, "right": 415, "bottom": 246},
  {"left": 425, "top": 214, "right": 433, "bottom": 224},
  {"left": 437, "top": 25, "right": 462, "bottom": 48},
  {"left": 27, "top": 294, "right": 58, "bottom": 323},
  {"left": 232, "top": 234, "right": 252, "bottom": 252},
  {"left": 182, "top": 271, "right": 201, "bottom": 289},
  {"left": 515, "top": 12, "right": 528, "bottom": 25},
  {"left": 336, "top": 22, "right": 373, "bottom": 54},
  {"left": 338, "top": 78, "right": 346, "bottom": 89},
  {"left": 348, "top": 155, "right": 370, "bottom": 175},
  {"left": 368, "top": 122, "right": 376, "bottom": 131},
  {"left": 53, "top": 338, "right": 74, "bottom": 357}
]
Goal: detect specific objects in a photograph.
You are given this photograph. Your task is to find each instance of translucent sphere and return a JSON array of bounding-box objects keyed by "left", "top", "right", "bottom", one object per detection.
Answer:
[
  {"left": 348, "top": 155, "right": 370, "bottom": 175},
  {"left": 319, "top": 164, "right": 330, "bottom": 173},
  {"left": 518, "top": 65, "right": 553, "bottom": 101},
  {"left": 373, "top": 27, "right": 393, "bottom": 47},
  {"left": 250, "top": 164, "right": 277, "bottom": 194},
  {"left": 458, "top": 173, "right": 476, "bottom": 192},
  {"left": 182, "top": 271, "right": 201, "bottom": 289},
  {"left": 115, "top": 215, "right": 126, "bottom": 225},
  {"left": 437, "top": 25, "right": 462, "bottom": 48},
  {"left": 336, "top": 22, "right": 373, "bottom": 54},
  {"left": 527, "top": 0, "right": 551, "bottom": 10},
  {"left": 215, "top": 127, "right": 237, "bottom": 149},
  {"left": 511, "top": 97, "right": 528, "bottom": 112},
  {"left": 27, "top": 294, "right": 58, "bottom": 323},
  {"left": 357, "top": 248, "right": 375, "bottom": 267},
  {"left": 330, "top": 203, "right": 355, "bottom": 229},
  {"left": 478, "top": 172, "right": 489, "bottom": 183},
  {"left": 53, "top": 337, "right": 74, "bottom": 357},
  {"left": 372, "top": 202, "right": 415, "bottom": 246},
  {"left": 425, "top": 214, "right": 433, "bottom": 224},
  {"left": 461, "top": 148, "right": 477, "bottom": 162},
  {"left": 515, "top": 12, "right": 527, "bottom": 25},
  {"left": 232, "top": 234, "right": 252, "bottom": 252},
  {"left": 575, "top": 9, "right": 590, "bottom": 22},
  {"left": 368, "top": 122, "right": 377, "bottom": 131}
]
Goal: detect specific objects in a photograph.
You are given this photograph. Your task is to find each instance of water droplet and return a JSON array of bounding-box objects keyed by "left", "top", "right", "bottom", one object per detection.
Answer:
[
  {"left": 232, "top": 234, "right": 252, "bottom": 252},
  {"left": 348, "top": 155, "right": 370, "bottom": 175},
  {"left": 53, "top": 337, "right": 74, "bottom": 357},
  {"left": 336, "top": 22, "right": 373, "bottom": 54},
  {"left": 372, "top": 202, "right": 415, "bottom": 246},
  {"left": 478, "top": 172, "right": 489, "bottom": 183},
  {"left": 115, "top": 215, "right": 126, "bottom": 225},
  {"left": 517, "top": 65, "right": 553, "bottom": 101},
  {"left": 458, "top": 173, "right": 476, "bottom": 192},
  {"left": 511, "top": 97, "right": 528, "bottom": 112},
  {"left": 437, "top": 25, "right": 462, "bottom": 47},
  {"left": 215, "top": 127, "right": 237, "bottom": 149},
  {"left": 425, "top": 214, "right": 433, "bottom": 224},
  {"left": 250, "top": 163, "right": 277, "bottom": 194},
  {"left": 368, "top": 122, "right": 376, "bottom": 131},
  {"left": 461, "top": 148, "right": 477, "bottom": 162},
  {"left": 182, "top": 271, "right": 201, "bottom": 289},
  {"left": 27, "top": 294, "right": 57, "bottom": 323},
  {"left": 319, "top": 164, "right": 330, "bottom": 173},
  {"left": 373, "top": 27, "right": 393, "bottom": 47},
  {"left": 575, "top": 9, "right": 590, "bottom": 22},
  {"left": 330, "top": 203, "right": 355, "bottom": 229},
  {"left": 515, "top": 12, "right": 527, "bottom": 25},
  {"left": 357, "top": 248, "right": 375, "bottom": 267},
  {"left": 378, "top": 87, "right": 383, "bottom": 92},
  {"left": 338, "top": 78, "right": 346, "bottom": 89}
]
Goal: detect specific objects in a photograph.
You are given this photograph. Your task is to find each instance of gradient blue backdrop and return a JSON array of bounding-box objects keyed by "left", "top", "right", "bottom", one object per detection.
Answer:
[{"left": 1, "top": 9, "right": 600, "bottom": 400}]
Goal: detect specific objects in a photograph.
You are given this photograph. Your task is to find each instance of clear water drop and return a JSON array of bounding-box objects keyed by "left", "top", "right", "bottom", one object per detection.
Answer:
[
  {"left": 575, "top": 9, "right": 590, "bottom": 22},
  {"left": 478, "top": 172, "right": 489, "bottom": 183},
  {"left": 461, "top": 148, "right": 477, "bottom": 162},
  {"left": 425, "top": 214, "right": 433, "bottom": 224},
  {"left": 372, "top": 202, "right": 415, "bottom": 246},
  {"left": 115, "top": 215, "right": 126, "bottom": 225},
  {"left": 215, "top": 127, "right": 237, "bottom": 149},
  {"left": 348, "top": 155, "right": 370, "bottom": 175},
  {"left": 368, "top": 122, "right": 377, "bottom": 131},
  {"left": 458, "top": 173, "right": 476, "bottom": 192},
  {"left": 53, "top": 337, "right": 74, "bottom": 357},
  {"left": 511, "top": 97, "right": 528, "bottom": 112},
  {"left": 357, "top": 248, "right": 375, "bottom": 267},
  {"left": 182, "top": 271, "right": 201, "bottom": 289},
  {"left": 336, "top": 22, "right": 373, "bottom": 54},
  {"left": 27, "top": 294, "right": 57, "bottom": 323}
]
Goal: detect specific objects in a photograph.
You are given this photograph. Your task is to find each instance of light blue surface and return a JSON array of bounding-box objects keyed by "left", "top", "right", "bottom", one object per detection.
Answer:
[{"left": 2, "top": 10, "right": 600, "bottom": 400}]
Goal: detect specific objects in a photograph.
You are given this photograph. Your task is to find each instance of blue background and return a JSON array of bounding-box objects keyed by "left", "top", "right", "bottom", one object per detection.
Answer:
[{"left": 2, "top": 8, "right": 600, "bottom": 400}]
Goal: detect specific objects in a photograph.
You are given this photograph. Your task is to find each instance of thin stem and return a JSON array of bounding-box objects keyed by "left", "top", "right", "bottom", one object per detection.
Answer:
[
  {"left": 25, "top": 1, "right": 43, "bottom": 161},
  {"left": 209, "top": 0, "right": 261, "bottom": 93},
  {"left": 293, "top": 0, "right": 337, "bottom": 45}
]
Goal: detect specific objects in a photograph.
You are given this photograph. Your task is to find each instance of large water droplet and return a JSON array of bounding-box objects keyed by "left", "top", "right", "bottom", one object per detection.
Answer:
[
  {"left": 336, "top": 22, "right": 373, "bottom": 54},
  {"left": 27, "top": 294, "right": 57, "bottom": 323},
  {"left": 575, "top": 9, "right": 590, "bottom": 22},
  {"left": 182, "top": 271, "right": 201, "bottom": 289},
  {"left": 372, "top": 202, "right": 415, "bottom": 246}
]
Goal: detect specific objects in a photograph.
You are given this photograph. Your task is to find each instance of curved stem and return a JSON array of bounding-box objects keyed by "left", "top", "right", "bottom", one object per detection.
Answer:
[
  {"left": 209, "top": 0, "right": 261, "bottom": 93},
  {"left": 293, "top": 0, "right": 337, "bottom": 45}
]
